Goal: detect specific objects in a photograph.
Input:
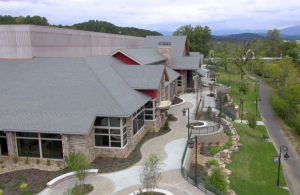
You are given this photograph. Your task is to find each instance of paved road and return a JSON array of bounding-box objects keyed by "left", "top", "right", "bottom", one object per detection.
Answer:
[{"left": 258, "top": 78, "right": 300, "bottom": 195}]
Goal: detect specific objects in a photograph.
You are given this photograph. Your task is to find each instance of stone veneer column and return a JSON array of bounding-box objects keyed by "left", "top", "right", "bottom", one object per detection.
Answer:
[
  {"left": 126, "top": 116, "right": 134, "bottom": 151},
  {"left": 182, "top": 70, "right": 188, "bottom": 91},
  {"left": 6, "top": 132, "right": 17, "bottom": 157},
  {"left": 62, "top": 128, "right": 95, "bottom": 163},
  {"left": 158, "top": 42, "right": 171, "bottom": 67}
]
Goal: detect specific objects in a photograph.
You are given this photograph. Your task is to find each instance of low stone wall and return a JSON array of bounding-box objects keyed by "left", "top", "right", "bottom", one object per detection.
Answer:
[
  {"left": 195, "top": 125, "right": 224, "bottom": 145},
  {"left": 216, "top": 86, "right": 231, "bottom": 94}
]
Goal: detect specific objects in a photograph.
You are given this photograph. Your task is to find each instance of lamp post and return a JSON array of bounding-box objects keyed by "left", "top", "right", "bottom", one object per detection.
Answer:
[
  {"left": 227, "top": 71, "right": 231, "bottom": 87},
  {"left": 187, "top": 136, "right": 198, "bottom": 187},
  {"left": 255, "top": 79, "right": 259, "bottom": 92},
  {"left": 255, "top": 94, "right": 261, "bottom": 116},
  {"left": 240, "top": 98, "right": 244, "bottom": 123},
  {"left": 182, "top": 108, "right": 190, "bottom": 138},
  {"left": 215, "top": 92, "right": 222, "bottom": 117},
  {"left": 277, "top": 145, "right": 289, "bottom": 187}
]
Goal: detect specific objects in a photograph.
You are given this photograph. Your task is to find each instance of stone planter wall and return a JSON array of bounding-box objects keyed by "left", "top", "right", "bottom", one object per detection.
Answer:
[
  {"left": 216, "top": 86, "right": 231, "bottom": 94},
  {"left": 195, "top": 125, "right": 224, "bottom": 145}
]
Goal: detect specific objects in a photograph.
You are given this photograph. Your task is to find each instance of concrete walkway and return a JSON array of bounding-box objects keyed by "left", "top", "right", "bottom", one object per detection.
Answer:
[
  {"left": 39, "top": 93, "right": 206, "bottom": 195},
  {"left": 248, "top": 75, "right": 300, "bottom": 195}
]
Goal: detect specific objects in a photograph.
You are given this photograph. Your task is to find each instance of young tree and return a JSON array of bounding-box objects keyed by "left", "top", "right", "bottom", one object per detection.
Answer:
[
  {"left": 65, "top": 153, "right": 91, "bottom": 190},
  {"left": 139, "top": 152, "right": 164, "bottom": 194},
  {"left": 207, "top": 168, "right": 228, "bottom": 194},
  {"left": 265, "top": 28, "right": 282, "bottom": 57},
  {"left": 246, "top": 112, "right": 257, "bottom": 137}
]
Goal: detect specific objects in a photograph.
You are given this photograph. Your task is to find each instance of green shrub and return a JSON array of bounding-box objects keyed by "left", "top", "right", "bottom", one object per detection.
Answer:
[
  {"left": 47, "top": 159, "right": 50, "bottom": 166},
  {"left": 0, "top": 189, "right": 2, "bottom": 195},
  {"left": 20, "top": 183, "right": 27, "bottom": 189},
  {"left": 225, "top": 129, "right": 233, "bottom": 136},
  {"left": 207, "top": 168, "right": 228, "bottom": 193},
  {"left": 36, "top": 159, "right": 40, "bottom": 165},
  {"left": 207, "top": 159, "right": 219, "bottom": 167},
  {"left": 24, "top": 157, "right": 29, "bottom": 165},
  {"left": 12, "top": 156, "right": 18, "bottom": 164},
  {"left": 208, "top": 146, "right": 224, "bottom": 155}
]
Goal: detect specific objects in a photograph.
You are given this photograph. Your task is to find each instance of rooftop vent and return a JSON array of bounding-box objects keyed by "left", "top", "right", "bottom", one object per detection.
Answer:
[{"left": 158, "top": 42, "right": 171, "bottom": 45}]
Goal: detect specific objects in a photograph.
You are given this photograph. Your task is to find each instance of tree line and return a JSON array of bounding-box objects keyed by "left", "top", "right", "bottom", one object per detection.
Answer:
[{"left": 0, "top": 15, "right": 162, "bottom": 37}]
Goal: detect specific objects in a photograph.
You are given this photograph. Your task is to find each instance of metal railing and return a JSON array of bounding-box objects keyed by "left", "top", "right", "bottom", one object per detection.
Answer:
[
  {"left": 215, "top": 106, "right": 236, "bottom": 120},
  {"left": 180, "top": 131, "right": 225, "bottom": 195}
]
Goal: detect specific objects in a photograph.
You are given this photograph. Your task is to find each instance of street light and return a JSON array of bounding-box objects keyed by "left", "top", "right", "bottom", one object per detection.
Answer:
[
  {"left": 227, "top": 71, "right": 231, "bottom": 87},
  {"left": 240, "top": 98, "right": 245, "bottom": 123},
  {"left": 187, "top": 136, "right": 198, "bottom": 187},
  {"left": 255, "top": 94, "right": 261, "bottom": 116},
  {"left": 277, "top": 145, "right": 289, "bottom": 187},
  {"left": 215, "top": 92, "right": 222, "bottom": 117},
  {"left": 182, "top": 108, "right": 190, "bottom": 138},
  {"left": 254, "top": 79, "right": 259, "bottom": 92}
]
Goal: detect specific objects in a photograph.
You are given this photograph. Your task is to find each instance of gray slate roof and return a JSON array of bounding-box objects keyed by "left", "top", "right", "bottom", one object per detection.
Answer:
[
  {"left": 171, "top": 56, "right": 200, "bottom": 70},
  {"left": 112, "top": 48, "right": 166, "bottom": 65},
  {"left": 142, "top": 36, "right": 187, "bottom": 57},
  {"left": 165, "top": 67, "right": 180, "bottom": 86},
  {"left": 112, "top": 64, "right": 166, "bottom": 89},
  {"left": 197, "top": 68, "right": 207, "bottom": 77},
  {"left": 0, "top": 56, "right": 151, "bottom": 135}
]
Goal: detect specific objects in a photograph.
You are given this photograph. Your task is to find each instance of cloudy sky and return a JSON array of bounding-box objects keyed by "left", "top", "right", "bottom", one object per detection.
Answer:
[{"left": 1, "top": 0, "right": 300, "bottom": 33}]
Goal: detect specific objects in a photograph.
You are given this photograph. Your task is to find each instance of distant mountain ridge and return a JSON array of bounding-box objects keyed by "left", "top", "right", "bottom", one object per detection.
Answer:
[{"left": 212, "top": 25, "right": 300, "bottom": 36}]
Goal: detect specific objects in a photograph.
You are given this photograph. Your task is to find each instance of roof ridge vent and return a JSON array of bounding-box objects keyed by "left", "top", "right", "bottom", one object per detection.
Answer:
[{"left": 158, "top": 42, "right": 171, "bottom": 45}]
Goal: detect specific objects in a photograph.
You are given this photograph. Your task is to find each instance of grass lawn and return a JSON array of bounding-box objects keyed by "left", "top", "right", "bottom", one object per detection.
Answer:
[
  {"left": 226, "top": 123, "right": 289, "bottom": 195},
  {"left": 217, "top": 67, "right": 262, "bottom": 120}
]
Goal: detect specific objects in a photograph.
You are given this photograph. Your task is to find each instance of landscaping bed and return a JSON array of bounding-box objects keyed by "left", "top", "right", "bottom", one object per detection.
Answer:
[{"left": 0, "top": 168, "right": 68, "bottom": 195}]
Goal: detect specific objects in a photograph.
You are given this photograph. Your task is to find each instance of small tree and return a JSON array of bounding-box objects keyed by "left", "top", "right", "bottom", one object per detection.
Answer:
[
  {"left": 139, "top": 152, "right": 164, "bottom": 194},
  {"left": 65, "top": 153, "right": 91, "bottom": 190},
  {"left": 237, "top": 79, "right": 249, "bottom": 94},
  {"left": 207, "top": 168, "right": 228, "bottom": 194},
  {"left": 246, "top": 111, "right": 257, "bottom": 137}
]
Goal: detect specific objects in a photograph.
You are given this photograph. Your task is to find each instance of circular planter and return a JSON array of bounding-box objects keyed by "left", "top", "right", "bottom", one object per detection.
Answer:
[
  {"left": 128, "top": 188, "right": 174, "bottom": 195},
  {"left": 193, "top": 121, "right": 208, "bottom": 129}
]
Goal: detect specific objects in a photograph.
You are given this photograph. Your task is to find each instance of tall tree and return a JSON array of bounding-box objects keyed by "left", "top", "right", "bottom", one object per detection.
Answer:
[
  {"left": 265, "top": 28, "right": 282, "bottom": 57},
  {"left": 173, "top": 24, "right": 212, "bottom": 55}
]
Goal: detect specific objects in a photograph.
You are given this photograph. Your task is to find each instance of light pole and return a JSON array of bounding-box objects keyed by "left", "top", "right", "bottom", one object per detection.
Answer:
[
  {"left": 215, "top": 92, "right": 222, "bottom": 117},
  {"left": 277, "top": 145, "right": 289, "bottom": 187},
  {"left": 182, "top": 108, "right": 190, "bottom": 138},
  {"left": 255, "top": 79, "right": 259, "bottom": 92},
  {"left": 240, "top": 98, "right": 244, "bottom": 123},
  {"left": 187, "top": 136, "right": 198, "bottom": 187},
  {"left": 227, "top": 71, "right": 231, "bottom": 87},
  {"left": 255, "top": 94, "right": 261, "bottom": 116}
]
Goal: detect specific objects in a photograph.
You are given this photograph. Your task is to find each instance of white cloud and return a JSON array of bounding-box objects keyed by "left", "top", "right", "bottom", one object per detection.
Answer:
[{"left": 0, "top": 0, "right": 299, "bottom": 32}]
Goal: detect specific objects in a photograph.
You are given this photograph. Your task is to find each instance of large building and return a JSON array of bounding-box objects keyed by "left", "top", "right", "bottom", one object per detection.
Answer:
[{"left": 0, "top": 25, "right": 204, "bottom": 162}]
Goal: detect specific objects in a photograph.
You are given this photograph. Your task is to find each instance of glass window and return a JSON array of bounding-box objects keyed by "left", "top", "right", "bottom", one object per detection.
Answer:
[
  {"left": 110, "top": 118, "right": 120, "bottom": 127},
  {"left": 0, "top": 138, "right": 8, "bottom": 156},
  {"left": 16, "top": 132, "right": 38, "bottom": 138},
  {"left": 41, "top": 140, "right": 63, "bottom": 159},
  {"left": 95, "top": 135, "right": 109, "bottom": 147},
  {"left": 145, "top": 101, "right": 153, "bottom": 108},
  {"left": 17, "top": 139, "right": 40, "bottom": 157},
  {"left": 110, "top": 129, "right": 120, "bottom": 135},
  {"left": 111, "top": 142, "right": 121, "bottom": 147},
  {"left": 95, "top": 128, "right": 109, "bottom": 134},
  {"left": 123, "top": 127, "right": 127, "bottom": 134},
  {"left": 41, "top": 133, "right": 62, "bottom": 139},
  {"left": 145, "top": 115, "right": 153, "bottom": 120},
  {"left": 145, "top": 110, "right": 153, "bottom": 115},
  {"left": 122, "top": 118, "right": 126, "bottom": 126},
  {"left": 110, "top": 136, "right": 121, "bottom": 141},
  {"left": 0, "top": 131, "right": 6, "bottom": 136},
  {"left": 94, "top": 117, "right": 108, "bottom": 126}
]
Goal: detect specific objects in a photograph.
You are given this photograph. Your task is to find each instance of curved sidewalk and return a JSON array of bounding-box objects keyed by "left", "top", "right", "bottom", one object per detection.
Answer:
[
  {"left": 39, "top": 93, "right": 206, "bottom": 195},
  {"left": 253, "top": 76, "right": 300, "bottom": 195}
]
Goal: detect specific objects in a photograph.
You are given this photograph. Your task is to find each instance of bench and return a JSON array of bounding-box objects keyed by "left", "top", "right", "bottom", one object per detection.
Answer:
[
  {"left": 263, "top": 134, "right": 269, "bottom": 141},
  {"left": 47, "top": 169, "right": 98, "bottom": 188}
]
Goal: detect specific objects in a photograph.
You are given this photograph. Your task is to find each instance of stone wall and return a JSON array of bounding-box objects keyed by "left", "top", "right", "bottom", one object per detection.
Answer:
[
  {"left": 62, "top": 127, "right": 95, "bottom": 163},
  {"left": 144, "top": 117, "right": 161, "bottom": 132},
  {"left": 6, "top": 132, "right": 17, "bottom": 157},
  {"left": 195, "top": 125, "right": 224, "bottom": 145},
  {"left": 158, "top": 43, "right": 171, "bottom": 67},
  {"left": 216, "top": 86, "right": 231, "bottom": 94}
]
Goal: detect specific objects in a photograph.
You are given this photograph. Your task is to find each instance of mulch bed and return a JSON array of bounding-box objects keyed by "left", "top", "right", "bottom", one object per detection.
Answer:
[
  {"left": 0, "top": 168, "right": 68, "bottom": 195},
  {"left": 189, "top": 163, "right": 208, "bottom": 180},
  {"left": 171, "top": 96, "right": 183, "bottom": 105}
]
